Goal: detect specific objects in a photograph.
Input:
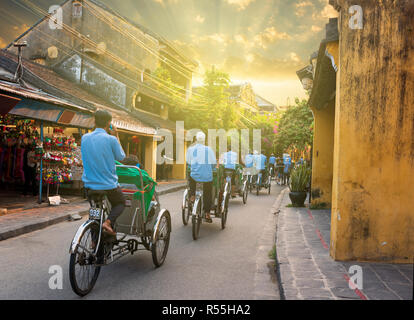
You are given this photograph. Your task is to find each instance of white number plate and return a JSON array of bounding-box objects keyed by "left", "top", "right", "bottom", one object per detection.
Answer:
[{"left": 89, "top": 208, "right": 101, "bottom": 219}]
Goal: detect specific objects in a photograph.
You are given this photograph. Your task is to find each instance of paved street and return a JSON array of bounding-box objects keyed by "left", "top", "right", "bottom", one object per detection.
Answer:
[{"left": 0, "top": 185, "right": 282, "bottom": 300}]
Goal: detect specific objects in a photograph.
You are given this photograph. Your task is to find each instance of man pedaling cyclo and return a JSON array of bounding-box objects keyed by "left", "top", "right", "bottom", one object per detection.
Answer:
[
  {"left": 186, "top": 132, "right": 216, "bottom": 223},
  {"left": 219, "top": 143, "right": 239, "bottom": 197},
  {"left": 81, "top": 110, "right": 126, "bottom": 236}
]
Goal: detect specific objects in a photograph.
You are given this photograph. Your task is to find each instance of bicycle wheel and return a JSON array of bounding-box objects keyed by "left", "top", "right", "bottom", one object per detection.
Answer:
[
  {"left": 268, "top": 176, "right": 272, "bottom": 194},
  {"left": 69, "top": 222, "right": 101, "bottom": 297},
  {"left": 242, "top": 181, "right": 248, "bottom": 204},
  {"left": 152, "top": 210, "right": 171, "bottom": 267},
  {"left": 182, "top": 191, "right": 190, "bottom": 226},
  {"left": 192, "top": 199, "right": 202, "bottom": 240},
  {"left": 221, "top": 193, "right": 229, "bottom": 229}
]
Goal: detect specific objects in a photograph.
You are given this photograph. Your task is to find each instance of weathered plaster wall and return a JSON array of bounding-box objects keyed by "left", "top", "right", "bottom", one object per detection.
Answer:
[
  {"left": 330, "top": 0, "right": 414, "bottom": 262},
  {"left": 8, "top": 0, "right": 159, "bottom": 109},
  {"left": 311, "top": 100, "right": 335, "bottom": 207}
]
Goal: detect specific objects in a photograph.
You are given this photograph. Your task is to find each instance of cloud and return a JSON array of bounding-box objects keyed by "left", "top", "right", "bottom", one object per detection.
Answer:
[
  {"left": 152, "top": 0, "right": 180, "bottom": 6},
  {"left": 195, "top": 15, "right": 205, "bottom": 23},
  {"left": 295, "top": 0, "right": 314, "bottom": 17},
  {"left": 311, "top": 25, "right": 323, "bottom": 32},
  {"left": 252, "top": 26, "right": 291, "bottom": 49},
  {"left": 320, "top": 4, "right": 338, "bottom": 18},
  {"left": 289, "top": 52, "right": 301, "bottom": 63},
  {"left": 313, "top": 1, "right": 338, "bottom": 20},
  {"left": 225, "top": 0, "right": 255, "bottom": 11},
  {"left": 223, "top": 51, "right": 304, "bottom": 80},
  {"left": 191, "top": 33, "right": 231, "bottom": 46}
]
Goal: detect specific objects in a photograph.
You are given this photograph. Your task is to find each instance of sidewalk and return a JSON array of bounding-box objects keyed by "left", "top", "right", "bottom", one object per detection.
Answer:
[
  {"left": 275, "top": 188, "right": 413, "bottom": 300},
  {"left": 0, "top": 180, "right": 186, "bottom": 241}
]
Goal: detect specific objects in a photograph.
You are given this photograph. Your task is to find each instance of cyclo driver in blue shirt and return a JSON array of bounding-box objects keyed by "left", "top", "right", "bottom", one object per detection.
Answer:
[
  {"left": 254, "top": 150, "right": 267, "bottom": 184},
  {"left": 269, "top": 153, "right": 276, "bottom": 177},
  {"left": 219, "top": 143, "right": 238, "bottom": 197},
  {"left": 81, "top": 110, "right": 126, "bottom": 236},
  {"left": 186, "top": 132, "right": 216, "bottom": 223}
]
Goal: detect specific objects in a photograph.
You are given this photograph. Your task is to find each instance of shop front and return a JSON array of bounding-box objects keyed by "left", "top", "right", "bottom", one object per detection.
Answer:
[{"left": 0, "top": 81, "right": 94, "bottom": 208}]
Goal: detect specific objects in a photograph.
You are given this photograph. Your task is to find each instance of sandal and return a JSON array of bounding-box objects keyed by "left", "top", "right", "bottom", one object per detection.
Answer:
[{"left": 102, "top": 220, "right": 116, "bottom": 236}]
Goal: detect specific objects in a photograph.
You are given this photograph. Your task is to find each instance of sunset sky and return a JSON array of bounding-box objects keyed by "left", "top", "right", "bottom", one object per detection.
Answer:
[{"left": 0, "top": 0, "right": 338, "bottom": 106}]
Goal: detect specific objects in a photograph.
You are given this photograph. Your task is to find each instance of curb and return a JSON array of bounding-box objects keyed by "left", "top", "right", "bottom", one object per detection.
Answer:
[
  {"left": 0, "top": 208, "right": 89, "bottom": 242},
  {"left": 156, "top": 183, "right": 187, "bottom": 196},
  {"left": 273, "top": 188, "right": 290, "bottom": 300},
  {"left": 0, "top": 183, "right": 187, "bottom": 242},
  {"left": 253, "top": 185, "right": 286, "bottom": 300}
]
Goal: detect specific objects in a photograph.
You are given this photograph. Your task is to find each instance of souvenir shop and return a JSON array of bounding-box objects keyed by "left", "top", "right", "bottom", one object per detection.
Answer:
[{"left": 0, "top": 114, "right": 89, "bottom": 204}]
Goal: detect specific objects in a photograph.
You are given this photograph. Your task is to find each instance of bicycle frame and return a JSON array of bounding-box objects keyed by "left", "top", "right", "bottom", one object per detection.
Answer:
[
  {"left": 257, "top": 172, "right": 263, "bottom": 186},
  {"left": 192, "top": 183, "right": 204, "bottom": 219},
  {"left": 69, "top": 194, "right": 109, "bottom": 256}
]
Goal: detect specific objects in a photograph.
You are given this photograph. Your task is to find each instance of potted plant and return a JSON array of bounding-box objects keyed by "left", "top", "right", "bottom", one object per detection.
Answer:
[{"left": 288, "top": 164, "right": 311, "bottom": 207}]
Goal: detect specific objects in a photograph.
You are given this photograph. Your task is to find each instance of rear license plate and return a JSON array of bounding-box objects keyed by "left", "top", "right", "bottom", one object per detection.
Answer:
[{"left": 89, "top": 208, "right": 101, "bottom": 219}]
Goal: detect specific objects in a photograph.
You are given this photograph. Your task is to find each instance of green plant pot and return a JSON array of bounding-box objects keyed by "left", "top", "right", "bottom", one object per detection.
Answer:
[{"left": 289, "top": 191, "right": 307, "bottom": 207}]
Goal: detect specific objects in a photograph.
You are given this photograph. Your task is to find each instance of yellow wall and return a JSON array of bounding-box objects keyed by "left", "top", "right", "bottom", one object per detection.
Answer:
[
  {"left": 330, "top": 0, "right": 414, "bottom": 263},
  {"left": 144, "top": 137, "right": 157, "bottom": 180},
  {"left": 310, "top": 100, "right": 335, "bottom": 207},
  {"left": 171, "top": 142, "right": 187, "bottom": 180}
]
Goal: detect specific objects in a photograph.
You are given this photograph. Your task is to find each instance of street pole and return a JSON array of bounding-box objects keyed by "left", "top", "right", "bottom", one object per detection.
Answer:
[{"left": 38, "top": 121, "right": 44, "bottom": 204}]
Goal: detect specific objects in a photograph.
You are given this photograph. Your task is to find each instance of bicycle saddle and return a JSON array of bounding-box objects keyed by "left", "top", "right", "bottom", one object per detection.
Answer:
[{"left": 87, "top": 190, "right": 108, "bottom": 201}]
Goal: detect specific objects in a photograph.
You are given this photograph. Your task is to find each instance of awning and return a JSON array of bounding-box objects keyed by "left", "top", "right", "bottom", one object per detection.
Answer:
[
  {"left": 0, "top": 93, "right": 21, "bottom": 116},
  {"left": 0, "top": 80, "right": 94, "bottom": 128}
]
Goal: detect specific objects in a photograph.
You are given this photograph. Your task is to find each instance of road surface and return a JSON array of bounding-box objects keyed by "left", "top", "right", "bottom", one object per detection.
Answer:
[{"left": 0, "top": 184, "right": 283, "bottom": 300}]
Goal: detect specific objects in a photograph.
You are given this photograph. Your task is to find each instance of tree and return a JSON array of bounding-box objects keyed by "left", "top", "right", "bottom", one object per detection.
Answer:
[
  {"left": 251, "top": 111, "right": 282, "bottom": 155},
  {"left": 273, "top": 98, "right": 314, "bottom": 156},
  {"left": 170, "top": 68, "right": 240, "bottom": 132}
]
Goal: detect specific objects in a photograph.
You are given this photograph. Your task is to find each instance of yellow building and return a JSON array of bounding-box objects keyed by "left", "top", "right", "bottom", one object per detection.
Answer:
[{"left": 297, "top": 1, "right": 414, "bottom": 263}]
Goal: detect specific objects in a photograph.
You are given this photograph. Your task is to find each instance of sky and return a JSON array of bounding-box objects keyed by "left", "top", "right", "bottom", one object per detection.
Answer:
[{"left": 0, "top": 0, "right": 338, "bottom": 106}]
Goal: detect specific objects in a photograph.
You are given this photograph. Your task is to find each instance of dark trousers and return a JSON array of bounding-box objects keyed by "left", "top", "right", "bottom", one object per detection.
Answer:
[
  {"left": 106, "top": 188, "right": 126, "bottom": 225},
  {"left": 23, "top": 167, "right": 37, "bottom": 196},
  {"left": 283, "top": 172, "right": 290, "bottom": 185},
  {"left": 88, "top": 188, "right": 126, "bottom": 226},
  {"left": 189, "top": 177, "right": 212, "bottom": 213}
]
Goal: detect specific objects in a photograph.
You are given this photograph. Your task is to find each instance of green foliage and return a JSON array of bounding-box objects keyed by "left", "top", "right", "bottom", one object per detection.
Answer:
[
  {"left": 169, "top": 68, "right": 242, "bottom": 131},
  {"left": 268, "top": 245, "right": 276, "bottom": 260},
  {"left": 274, "top": 98, "right": 314, "bottom": 155},
  {"left": 289, "top": 164, "right": 311, "bottom": 192},
  {"left": 251, "top": 112, "right": 282, "bottom": 155}
]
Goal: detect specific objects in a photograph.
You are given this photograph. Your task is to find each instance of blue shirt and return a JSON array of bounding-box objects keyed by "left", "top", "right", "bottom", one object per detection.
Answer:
[
  {"left": 283, "top": 156, "right": 291, "bottom": 173},
  {"left": 254, "top": 154, "right": 267, "bottom": 170},
  {"left": 81, "top": 128, "right": 126, "bottom": 190},
  {"left": 186, "top": 144, "right": 216, "bottom": 182},
  {"left": 220, "top": 151, "right": 238, "bottom": 170},
  {"left": 244, "top": 154, "right": 254, "bottom": 168},
  {"left": 269, "top": 156, "right": 276, "bottom": 164}
]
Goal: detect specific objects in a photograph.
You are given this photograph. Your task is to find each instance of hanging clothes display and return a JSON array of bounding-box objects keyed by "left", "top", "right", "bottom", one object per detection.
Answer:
[{"left": 0, "top": 115, "right": 39, "bottom": 186}]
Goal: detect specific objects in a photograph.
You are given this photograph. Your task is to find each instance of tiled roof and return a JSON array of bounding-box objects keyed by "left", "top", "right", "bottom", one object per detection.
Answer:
[
  {"left": 255, "top": 94, "right": 275, "bottom": 108},
  {"left": 0, "top": 50, "right": 176, "bottom": 133}
]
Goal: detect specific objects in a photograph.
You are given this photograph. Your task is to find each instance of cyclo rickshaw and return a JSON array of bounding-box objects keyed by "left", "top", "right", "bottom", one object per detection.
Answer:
[
  {"left": 221, "top": 164, "right": 248, "bottom": 205},
  {"left": 182, "top": 166, "right": 229, "bottom": 240},
  {"left": 253, "top": 164, "right": 272, "bottom": 196},
  {"left": 69, "top": 162, "right": 171, "bottom": 297}
]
